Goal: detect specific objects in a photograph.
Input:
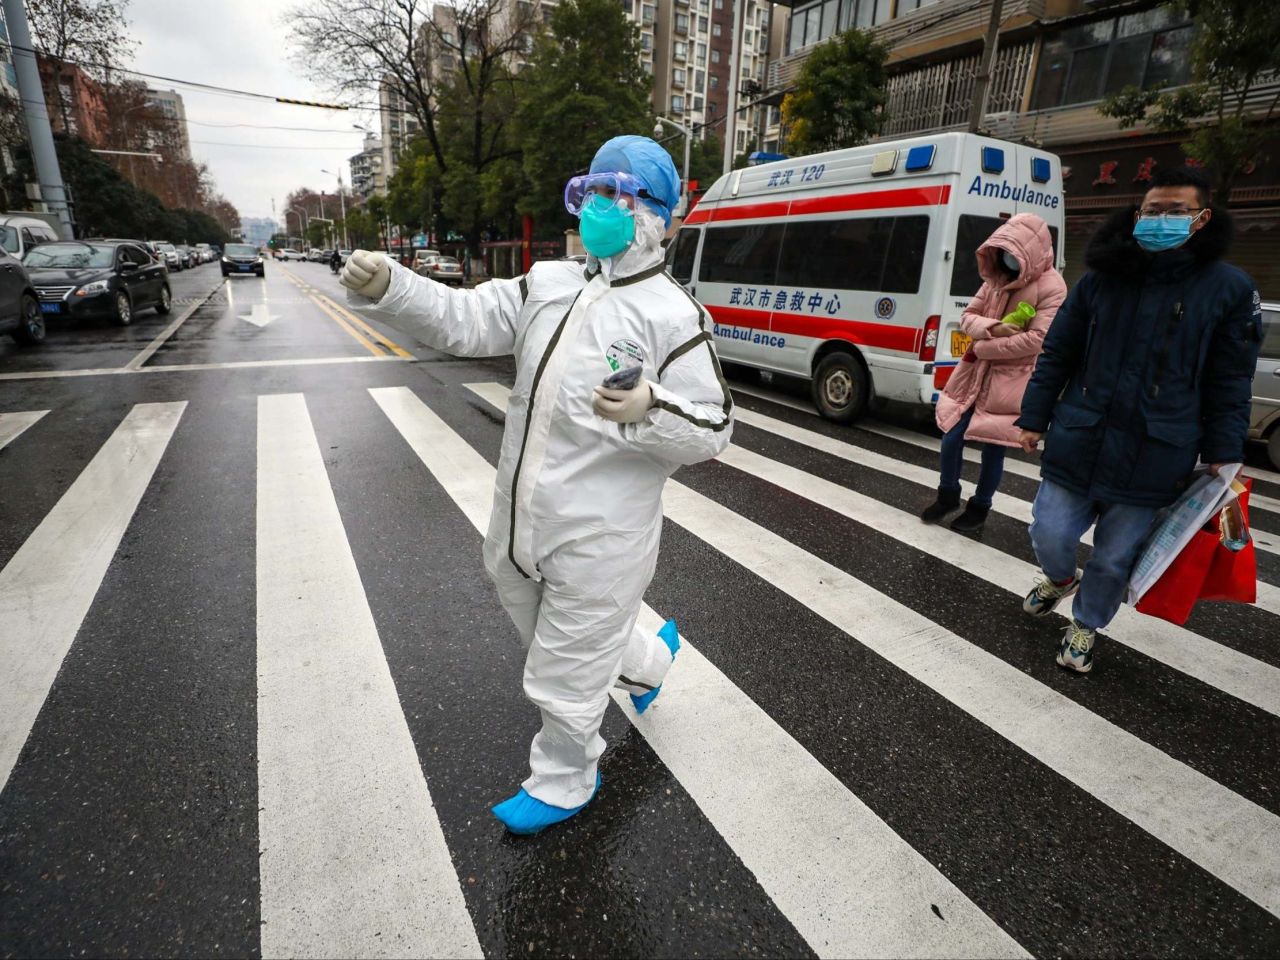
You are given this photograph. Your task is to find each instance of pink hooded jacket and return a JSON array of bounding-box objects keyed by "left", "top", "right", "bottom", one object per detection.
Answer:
[{"left": 935, "top": 213, "right": 1067, "bottom": 447}]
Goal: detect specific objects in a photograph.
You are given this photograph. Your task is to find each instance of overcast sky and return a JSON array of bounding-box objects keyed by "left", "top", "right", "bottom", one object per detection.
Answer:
[{"left": 125, "top": 0, "right": 378, "bottom": 224}]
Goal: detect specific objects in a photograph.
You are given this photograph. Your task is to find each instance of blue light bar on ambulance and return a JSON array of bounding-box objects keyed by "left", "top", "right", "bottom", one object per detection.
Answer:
[
  {"left": 871, "top": 149, "right": 898, "bottom": 176},
  {"left": 748, "top": 151, "right": 788, "bottom": 166},
  {"left": 1031, "top": 156, "right": 1052, "bottom": 183},
  {"left": 904, "top": 144, "right": 936, "bottom": 171},
  {"left": 981, "top": 146, "right": 1005, "bottom": 174}
]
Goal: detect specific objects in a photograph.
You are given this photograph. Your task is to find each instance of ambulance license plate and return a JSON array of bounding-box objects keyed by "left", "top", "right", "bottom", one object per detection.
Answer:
[{"left": 950, "top": 331, "right": 972, "bottom": 357}]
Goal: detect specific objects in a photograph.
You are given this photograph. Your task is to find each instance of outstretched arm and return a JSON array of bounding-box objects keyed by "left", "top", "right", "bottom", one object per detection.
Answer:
[{"left": 343, "top": 251, "right": 524, "bottom": 357}]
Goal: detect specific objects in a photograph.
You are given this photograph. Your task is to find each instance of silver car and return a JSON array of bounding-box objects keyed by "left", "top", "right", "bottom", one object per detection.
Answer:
[{"left": 1251, "top": 302, "right": 1280, "bottom": 468}]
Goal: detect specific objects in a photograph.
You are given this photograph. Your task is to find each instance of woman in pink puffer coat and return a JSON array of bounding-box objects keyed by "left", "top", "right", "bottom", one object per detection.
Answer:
[{"left": 920, "top": 213, "right": 1066, "bottom": 532}]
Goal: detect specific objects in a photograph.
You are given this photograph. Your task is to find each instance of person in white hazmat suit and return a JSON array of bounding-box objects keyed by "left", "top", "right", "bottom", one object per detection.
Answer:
[{"left": 340, "top": 135, "right": 733, "bottom": 835}]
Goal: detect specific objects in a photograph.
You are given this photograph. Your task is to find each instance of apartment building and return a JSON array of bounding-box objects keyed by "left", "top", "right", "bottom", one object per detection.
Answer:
[
  {"left": 349, "top": 133, "right": 385, "bottom": 202},
  {"left": 766, "top": 0, "right": 1280, "bottom": 292},
  {"left": 0, "top": 7, "right": 23, "bottom": 186},
  {"left": 144, "top": 88, "right": 192, "bottom": 162}
]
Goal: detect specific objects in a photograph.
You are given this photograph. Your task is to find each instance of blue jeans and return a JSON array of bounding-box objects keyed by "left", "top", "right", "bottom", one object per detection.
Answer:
[
  {"left": 939, "top": 408, "right": 1006, "bottom": 508},
  {"left": 1029, "top": 479, "right": 1158, "bottom": 631}
]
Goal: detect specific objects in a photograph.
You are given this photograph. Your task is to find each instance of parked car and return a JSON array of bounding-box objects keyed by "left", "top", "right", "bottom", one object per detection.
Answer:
[
  {"left": 177, "top": 245, "right": 197, "bottom": 269},
  {"left": 155, "top": 242, "right": 182, "bottom": 271},
  {"left": 94, "top": 238, "right": 169, "bottom": 271},
  {"left": 412, "top": 248, "right": 441, "bottom": 275},
  {"left": 422, "top": 254, "right": 464, "bottom": 285},
  {"left": 280, "top": 248, "right": 305, "bottom": 262},
  {"left": 0, "top": 246, "right": 44, "bottom": 344},
  {"left": 1249, "top": 301, "right": 1280, "bottom": 469},
  {"left": 23, "top": 240, "right": 172, "bottom": 326},
  {"left": 0, "top": 214, "right": 60, "bottom": 260},
  {"left": 195, "top": 242, "right": 213, "bottom": 263},
  {"left": 221, "top": 242, "right": 265, "bottom": 277}
]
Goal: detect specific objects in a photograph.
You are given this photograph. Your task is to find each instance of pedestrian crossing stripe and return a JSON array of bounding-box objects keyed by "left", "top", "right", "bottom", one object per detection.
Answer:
[
  {"left": 467, "top": 383, "right": 1280, "bottom": 921},
  {"left": 0, "top": 409, "right": 47, "bottom": 451},
  {"left": 368, "top": 385, "right": 1028, "bottom": 959},
  {"left": 1, "top": 389, "right": 1278, "bottom": 956},
  {"left": 256, "top": 394, "right": 481, "bottom": 958}
]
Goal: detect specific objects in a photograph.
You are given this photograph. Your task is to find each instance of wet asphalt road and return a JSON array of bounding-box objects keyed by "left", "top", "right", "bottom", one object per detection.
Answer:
[{"left": 1, "top": 258, "right": 1279, "bottom": 959}]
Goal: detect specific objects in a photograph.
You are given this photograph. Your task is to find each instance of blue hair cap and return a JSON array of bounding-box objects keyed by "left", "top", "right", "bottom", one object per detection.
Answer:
[{"left": 590, "top": 135, "right": 681, "bottom": 226}]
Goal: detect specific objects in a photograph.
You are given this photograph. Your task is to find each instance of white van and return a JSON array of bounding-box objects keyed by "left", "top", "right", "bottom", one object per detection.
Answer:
[{"left": 668, "top": 132, "right": 1066, "bottom": 422}]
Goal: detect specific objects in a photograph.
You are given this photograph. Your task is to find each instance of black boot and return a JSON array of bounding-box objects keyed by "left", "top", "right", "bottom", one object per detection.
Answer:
[
  {"left": 920, "top": 488, "right": 962, "bottom": 524},
  {"left": 949, "top": 499, "right": 990, "bottom": 533}
]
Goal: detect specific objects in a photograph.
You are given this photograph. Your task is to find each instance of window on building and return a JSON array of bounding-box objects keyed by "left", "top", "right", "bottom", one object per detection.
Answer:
[
  {"left": 673, "top": 68, "right": 687, "bottom": 86},
  {"left": 695, "top": 69, "right": 705, "bottom": 92},
  {"left": 672, "top": 94, "right": 685, "bottom": 113},
  {"left": 711, "top": 48, "right": 721, "bottom": 62},
  {"left": 745, "top": 29, "right": 754, "bottom": 46},
  {"left": 898, "top": 0, "right": 944, "bottom": 12},
  {"left": 714, "top": 0, "right": 723, "bottom": 8},
  {"left": 642, "top": 3, "right": 655, "bottom": 23},
  {"left": 676, "top": 12, "right": 689, "bottom": 34},
  {"left": 693, "top": 95, "right": 704, "bottom": 110},
  {"left": 1033, "top": 10, "right": 1193, "bottom": 110},
  {"left": 697, "top": 42, "right": 707, "bottom": 65},
  {"left": 674, "top": 41, "right": 687, "bottom": 60},
  {"left": 713, "top": 22, "right": 721, "bottom": 37},
  {"left": 710, "top": 74, "right": 719, "bottom": 89},
  {"left": 641, "top": 32, "right": 653, "bottom": 51},
  {"left": 699, "top": 15, "right": 708, "bottom": 33},
  {"left": 644, "top": 60, "right": 654, "bottom": 74}
]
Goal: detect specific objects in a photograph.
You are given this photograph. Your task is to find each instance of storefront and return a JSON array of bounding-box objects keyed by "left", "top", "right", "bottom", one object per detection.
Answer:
[{"left": 1057, "top": 133, "right": 1280, "bottom": 297}]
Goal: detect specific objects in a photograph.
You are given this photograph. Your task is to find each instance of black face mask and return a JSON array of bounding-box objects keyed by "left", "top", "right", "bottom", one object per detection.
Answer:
[{"left": 1001, "top": 249, "right": 1021, "bottom": 278}]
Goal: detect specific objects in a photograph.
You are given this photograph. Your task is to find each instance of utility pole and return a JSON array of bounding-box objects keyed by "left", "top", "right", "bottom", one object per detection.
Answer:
[
  {"left": 722, "top": 0, "right": 747, "bottom": 175},
  {"left": 968, "top": 0, "right": 1004, "bottom": 133},
  {"left": 2, "top": 0, "right": 75, "bottom": 239}
]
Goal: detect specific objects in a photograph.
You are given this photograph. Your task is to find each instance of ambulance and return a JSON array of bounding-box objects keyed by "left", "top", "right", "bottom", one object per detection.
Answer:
[{"left": 667, "top": 132, "right": 1066, "bottom": 422}]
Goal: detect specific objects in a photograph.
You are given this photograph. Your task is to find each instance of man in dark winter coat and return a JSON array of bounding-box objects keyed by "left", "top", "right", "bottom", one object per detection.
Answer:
[{"left": 1015, "top": 167, "right": 1262, "bottom": 673}]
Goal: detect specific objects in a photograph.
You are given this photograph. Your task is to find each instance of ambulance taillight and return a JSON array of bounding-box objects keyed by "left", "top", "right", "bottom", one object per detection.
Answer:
[{"left": 919, "top": 315, "right": 941, "bottom": 362}]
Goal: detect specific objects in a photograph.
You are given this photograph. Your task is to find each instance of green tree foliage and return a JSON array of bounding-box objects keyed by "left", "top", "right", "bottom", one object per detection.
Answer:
[
  {"left": 781, "top": 29, "right": 890, "bottom": 157},
  {"left": 516, "top": 0, "right": 654, "bottom": 232},
  {"left": 1099, "top": 0, "right": 1280, "bottom": 194}
]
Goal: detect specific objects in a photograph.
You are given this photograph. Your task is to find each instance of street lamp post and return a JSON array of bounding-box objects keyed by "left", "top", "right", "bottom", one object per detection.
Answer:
[
  {"left": 321, "top": 168, "right": 349, "bottom": 249},
  {"left": 287, "top": 207, "right": 308, "bottom": 250},
  {"left": 653, "top": 116, "right": 692, "bottom": 220}
]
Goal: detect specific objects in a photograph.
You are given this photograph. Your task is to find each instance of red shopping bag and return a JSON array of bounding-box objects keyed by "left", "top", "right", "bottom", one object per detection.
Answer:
[{"left": 1135, "top": 480, "right": 1256, "bottom": 625}]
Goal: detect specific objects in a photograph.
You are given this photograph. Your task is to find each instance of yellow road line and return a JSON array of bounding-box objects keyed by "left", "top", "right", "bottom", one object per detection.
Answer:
[
  {"left": 312, "top": 292, "right": 414, "bottom": 359},
  {"left": 280, "top": 270, "right": 385, "bottom": 357},
  {"left": 311, "top": 296, "right": 386, "bottom": 357}
]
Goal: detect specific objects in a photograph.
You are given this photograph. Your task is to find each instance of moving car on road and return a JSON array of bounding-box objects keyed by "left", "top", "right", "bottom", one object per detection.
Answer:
[
  {"left": 0, "top": 245, "right": 44, "bottom": 345},
  {"left": 24, "top": 240, "right": 172, "bottom": 326},
  {"left": 221, "top": 243, "right": 266, "bottom": 277},
  {"left": 280, "top": 248, "right": 305, "bottom": 262}
]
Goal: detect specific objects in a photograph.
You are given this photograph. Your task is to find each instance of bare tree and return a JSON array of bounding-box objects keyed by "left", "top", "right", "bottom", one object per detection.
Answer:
[
  {"left": 288, "top": 0, "right": 536, "bottom": 176},
  {"left": 27, "top": 0, "right": 137, "bottom": 132}
]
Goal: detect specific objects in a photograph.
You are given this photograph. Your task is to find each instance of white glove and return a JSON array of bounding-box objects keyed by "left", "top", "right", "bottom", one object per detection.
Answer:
[
  {"left": 340, "top": 249, "right": 391, "bottom": 301},
  {"left": 592, "top": 380, "right": 654, "bottom": 424}
]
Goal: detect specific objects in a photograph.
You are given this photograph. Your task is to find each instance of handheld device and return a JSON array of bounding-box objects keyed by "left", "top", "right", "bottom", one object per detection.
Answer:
[{"left": 601, "top": 365, "right": 643, "bottom": 391}]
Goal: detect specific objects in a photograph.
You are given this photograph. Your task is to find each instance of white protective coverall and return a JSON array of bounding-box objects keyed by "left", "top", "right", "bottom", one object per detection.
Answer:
[{"left": 346, "top": 211, "right": 733, "bottom": 807}]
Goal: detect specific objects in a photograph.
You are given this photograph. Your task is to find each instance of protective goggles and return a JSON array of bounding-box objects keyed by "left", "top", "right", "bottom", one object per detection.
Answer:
[{"left": 564, "top": 171, "right": 668, "bottom": 217}]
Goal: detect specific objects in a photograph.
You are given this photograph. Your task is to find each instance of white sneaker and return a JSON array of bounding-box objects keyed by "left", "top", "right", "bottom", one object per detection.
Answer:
[
  {"left": 1023, "top": 570, "right": 1082, "bottom": 617},
  {"left": 1056, "top": 620, "right": 1096, "bottom": 673}
]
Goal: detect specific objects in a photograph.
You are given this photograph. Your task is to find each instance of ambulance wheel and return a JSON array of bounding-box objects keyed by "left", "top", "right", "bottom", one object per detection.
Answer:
[{"left": 812, "top": 351, "right": 868, "bottom": 423}]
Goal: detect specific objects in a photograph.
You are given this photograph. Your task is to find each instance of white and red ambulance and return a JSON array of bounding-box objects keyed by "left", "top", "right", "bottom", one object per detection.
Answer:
[{"left": 667, "top": 131, "right": 1066, "bottom": 422}]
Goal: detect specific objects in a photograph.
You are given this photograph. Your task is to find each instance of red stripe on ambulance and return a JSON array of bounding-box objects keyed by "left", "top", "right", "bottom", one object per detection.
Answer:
[{"left": 683, "top": 185, "right": 951, "bottom": 225}]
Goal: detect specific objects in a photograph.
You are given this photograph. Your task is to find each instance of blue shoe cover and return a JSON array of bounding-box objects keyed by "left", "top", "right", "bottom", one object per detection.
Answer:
[
  {"left": 492, "top": 773, "right": 601, "bottom": 836},
  {"left": 629, "top": 619, "right": 681, "bottom": 715}
]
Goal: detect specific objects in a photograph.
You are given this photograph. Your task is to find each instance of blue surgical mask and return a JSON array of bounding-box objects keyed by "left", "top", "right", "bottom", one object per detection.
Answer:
[
  {"left": 579, "top": 194, "right": 635, "bottom": 259},
  {"left": 1133, "top": 211, "right": 1203, "bottom": 252}
]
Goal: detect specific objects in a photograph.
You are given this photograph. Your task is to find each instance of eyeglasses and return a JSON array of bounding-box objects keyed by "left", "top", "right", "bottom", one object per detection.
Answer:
[{"left": 1137, "top": 206, "right": 1204, "bottom": 218}]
